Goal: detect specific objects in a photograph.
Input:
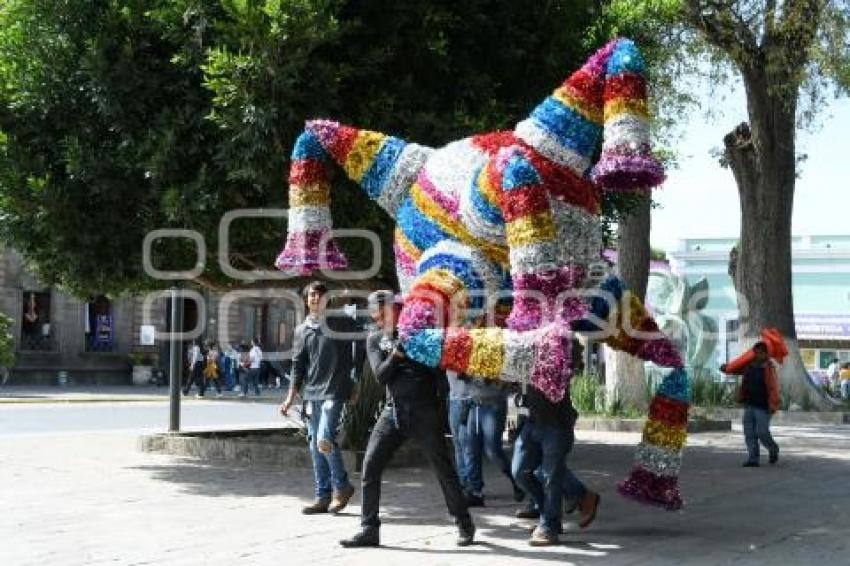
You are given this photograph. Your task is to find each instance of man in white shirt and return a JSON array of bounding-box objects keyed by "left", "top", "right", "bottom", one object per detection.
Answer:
[{"left": 242, "top": 339, "right": 263, "bottom": 396}]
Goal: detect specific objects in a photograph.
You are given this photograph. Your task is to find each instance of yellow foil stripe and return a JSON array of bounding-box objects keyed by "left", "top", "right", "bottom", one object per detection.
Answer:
[
  {"left": 343, "top": 130, "right": 387, "bottom": 182},
  {"left": 415, "top": 268, "right": 468, "bottom": 298},
  {"left": 604, "top": 97, "right": 650, "bottom": 121},
  {"left": 466, "top": 327, "right": 505, "bottom": 378},
  {"left": 290, "top": 182, "right": 331, "bottom": 207},
  {"left": 643, "top": 419, "right": 687, "bottom": 451},
  {"left": 553, "top": 86, "right": 603, "bottom": 124},
  {"left": 477, "top": 162, "right": 502, "bottom": 208},
  {"left": 411, "top": 183, "right": 509, "bottom": 266},
  {"left": 394, "top": 228, "right": 422, "bottom": 262},
  {"left": 505, "top": 212, "right": 556, "bottom": 247}
]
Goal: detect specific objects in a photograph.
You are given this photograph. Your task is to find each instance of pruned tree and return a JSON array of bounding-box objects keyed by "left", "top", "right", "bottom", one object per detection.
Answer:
[{"left": 603, "top": 0, "right": 850, "bottom": 407}]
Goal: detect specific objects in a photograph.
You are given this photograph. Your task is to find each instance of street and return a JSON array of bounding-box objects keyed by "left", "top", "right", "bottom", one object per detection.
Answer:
[
  {"left": 2, "top": 398, "right": 849, "bottom": 565},
  {"left": 0, "top": 400, "right": 286, "bottom": 436}
]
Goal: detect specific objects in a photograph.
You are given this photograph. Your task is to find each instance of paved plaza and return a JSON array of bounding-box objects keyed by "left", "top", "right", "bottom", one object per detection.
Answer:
[{"left": 2, "top": 406, "right": 849, "bottom": 566}]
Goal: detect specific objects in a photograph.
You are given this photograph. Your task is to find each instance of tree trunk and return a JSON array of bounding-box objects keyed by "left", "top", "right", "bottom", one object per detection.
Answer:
[
  {"left": 606, "top": 197, "right": 652, "bottom": 411},
  {"left": 724, "top": 68, "right": 832, "bottom": 409}
]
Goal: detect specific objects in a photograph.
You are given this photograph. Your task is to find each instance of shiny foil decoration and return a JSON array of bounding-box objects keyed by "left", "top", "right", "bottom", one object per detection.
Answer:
[
  {"left": 617, "top": 465, "right": 683, "bottom": 511},
  {"left": 634, "top": 442, "right": 683, "bottom": 477}
]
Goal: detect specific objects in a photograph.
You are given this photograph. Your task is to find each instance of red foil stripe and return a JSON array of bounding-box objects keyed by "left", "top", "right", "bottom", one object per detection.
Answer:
[
  {"left": 440, "top": 327, "right": 473, "bottom": 373},
  {"left": 472, "top": 131, "right": 520, "bottom": 156},
  {"left": 525, "top": 151, "right": 599, "bottom": 214},
  {"left": 499, "top": 184, "right": 550, "bottom": 222},
  {"left": 648, "top": 395, "right": 689, "bottom": 427},
  {"left": 289, "top": 160, "right": 329, "bottom": 185},
  {"left": 604, "top": 72, "right": 647, "bottom": 102},
  {"left": 563, "top": 68, "right": 604, "bottom": 103}
]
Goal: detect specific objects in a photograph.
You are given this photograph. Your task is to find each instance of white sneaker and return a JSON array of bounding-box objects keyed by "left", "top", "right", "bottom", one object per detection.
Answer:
[{"left": 216, "top": 392, "right": 223, "bottom": 398}]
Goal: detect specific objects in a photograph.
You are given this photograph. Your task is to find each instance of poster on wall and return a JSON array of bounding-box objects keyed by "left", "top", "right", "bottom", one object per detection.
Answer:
[
  {"left": 94, "top": 315, "right": 114, "bottom": 348},
  {"left": 140, "top": 325, "right": 156, "bottom": 346}
]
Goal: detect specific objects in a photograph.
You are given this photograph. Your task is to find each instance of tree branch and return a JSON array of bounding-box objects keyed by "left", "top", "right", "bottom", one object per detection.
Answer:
[
  {"left": 682, "top": 0, "right": 761, "bottom": 67},
  {"left": 776, "top": 0, "right": 823, "bottom": 77}
]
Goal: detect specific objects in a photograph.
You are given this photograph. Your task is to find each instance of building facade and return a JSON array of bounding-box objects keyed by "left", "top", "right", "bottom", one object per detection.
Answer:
[
  {"left": 0, "top": 246, "right": 304, "bottom": 385},
  {"left": 668, "top": 235, "right": 850, "bottom": 378}
]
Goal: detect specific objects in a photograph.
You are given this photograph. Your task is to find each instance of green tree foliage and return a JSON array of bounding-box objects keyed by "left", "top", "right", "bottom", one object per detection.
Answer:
[
  {"left": 0, "top": 312, "right": 15, "bottom": 370},
  {"left": 2, "top": 1, "right": 662, "bottom": 296}
]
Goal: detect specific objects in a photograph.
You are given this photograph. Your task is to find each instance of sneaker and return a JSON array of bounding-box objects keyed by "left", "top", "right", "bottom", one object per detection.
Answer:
[
  {"left": 578, "top": 491, "right": 600, "bottom": 529},
  {"left": 239, "top": 393, "right": 247, "bottom": 398},
  {"left": 528, "top": 526, "right": 559, "bottom": 546},
  {"left": 769, "top": 448, "right": 779, "bottom": 464},
  {"left": 216, "top": 392, "right": 223, "bottom": 398},
  {"left": 456, "top": 520, "right": 476, "bottom": 546},
  {"left": 465, "top": 492, "right": 485, "bottom": 508},
  {"left": 742, "top": 461, "right": 760, "bottom": 467},
  {"left": 328, "top": 485, "right": 355, "bottom": 514},
  {"left": 301, "top": 498, "right": 331, "bottom": 515},
  {"left": 340, "top": 527, "right": 379, "bottom": 548},
  {"left": 515, "top": 502, "right": 540, "bottom": 520}
]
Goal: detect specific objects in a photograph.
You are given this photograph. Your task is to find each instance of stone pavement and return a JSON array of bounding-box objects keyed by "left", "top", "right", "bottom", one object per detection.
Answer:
[{"left": 2, "top": 424, "right": 849, "bottom": 566}]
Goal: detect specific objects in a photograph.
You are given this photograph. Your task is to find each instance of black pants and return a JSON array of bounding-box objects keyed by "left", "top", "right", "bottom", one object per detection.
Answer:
[
  {"left": 183, "top": 362, "right": 204, "bottom": 394},
  {"left": 360, "top": 403, "right": 471, "bottom": 529}
]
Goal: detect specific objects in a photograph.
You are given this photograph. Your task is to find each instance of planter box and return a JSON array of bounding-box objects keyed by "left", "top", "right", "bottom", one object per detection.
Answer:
[
  {"left": 138, "top": 427, "right": 431, "bottom": 471},
  {"left": 698, "top": 407, "right": 850, "bottom": 425}
]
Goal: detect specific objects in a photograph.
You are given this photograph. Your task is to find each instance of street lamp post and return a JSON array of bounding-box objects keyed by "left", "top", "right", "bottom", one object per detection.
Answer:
[{"left": 168, "top": 288, "right": 183, "bottom": 432}]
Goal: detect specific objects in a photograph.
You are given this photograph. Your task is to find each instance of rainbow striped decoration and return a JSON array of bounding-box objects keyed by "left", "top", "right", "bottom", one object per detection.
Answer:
[
  {"left": 617, "top": 368, "right": 690, "bottom": 510},
  {"left": 275, "top": 38, "right": 688, "bottom": 511},
  {"left": 275, "top": 120, "right": 432, "bottom": 274},
  {"left": 576, "top": 274, "right": 689, "bottom": 510}
]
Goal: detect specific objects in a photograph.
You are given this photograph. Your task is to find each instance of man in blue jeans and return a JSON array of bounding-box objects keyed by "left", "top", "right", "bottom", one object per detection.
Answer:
[
  {"left": 448, "top": 371, "right": 523, "bottom": 506},
  {"left": 512, "top": 384, "right": 600, "bottom": 545},
  {"left": 281, "top": 281, "right": 365, "bottom": 515}
]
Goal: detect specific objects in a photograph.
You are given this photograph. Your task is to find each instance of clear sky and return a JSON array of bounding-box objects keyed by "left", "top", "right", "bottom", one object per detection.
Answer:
[{"left": 650, "top": 83, "right": 850, "bottom": 252}]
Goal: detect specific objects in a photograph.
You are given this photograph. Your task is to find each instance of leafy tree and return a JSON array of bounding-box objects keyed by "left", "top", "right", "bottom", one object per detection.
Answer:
[
  {"left": 0, "top": 312, "right": 15, "bottom": 376},
  {"left": 0, "top": 0, "right": 603, "bottom": 294},
  {"left": 601, "top": 0, "right": 850, "bottom": 405}
]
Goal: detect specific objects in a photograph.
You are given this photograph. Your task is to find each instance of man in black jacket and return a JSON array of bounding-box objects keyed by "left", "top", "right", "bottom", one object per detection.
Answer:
[
  {"left": 339, "top": 290, "right": 475, "bottom": 548},
  {"left": 281, "top": 281, "right": 365, "bottom": 515}
]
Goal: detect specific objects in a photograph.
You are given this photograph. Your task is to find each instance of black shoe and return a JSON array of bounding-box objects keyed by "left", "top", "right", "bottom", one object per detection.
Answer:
[
  {"left": 769, "top": 448, "right": 779, "bottom": 464},
  {"left": 742, "top": 461, "right": 760, "bottom": 467},
  {"left": 340, "top": 527, "right": 380, "bottom": 548},
  {"left": 301, "top": 497, "right": 331, "bottom": 514},
  {"left": 457, "top": 520, "right": 476, "bottom": 546},
  {"left": 506, "top": 473, "right": 525, "bottom": 502},
  {"left": 515, "top": 503, "right": 540, "bottom": 519},
  {"left": 465, "top": 492, "right": 485, "bottom": 507}
]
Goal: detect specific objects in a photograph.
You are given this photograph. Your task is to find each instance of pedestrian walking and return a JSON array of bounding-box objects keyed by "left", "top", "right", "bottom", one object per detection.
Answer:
[
  {"left": 448, "top": 370, "right": 523, "bottom": 507},
  {"left": 280, "top": 281, "right": 365, "bottom": 516},
  {"left": 721, "top": 341, "right": 781, "bottom": 467},
  {"left": 511, "top": 381, "right": 600, "bottom": 545},
  {"left": 339, "top": 290, "right": 475, "bottom": 548}
]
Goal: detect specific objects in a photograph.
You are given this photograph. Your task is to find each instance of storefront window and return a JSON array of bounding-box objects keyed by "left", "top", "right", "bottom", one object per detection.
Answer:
[{"left": 20, "top": 291, "right": 54, "bottom": 351}]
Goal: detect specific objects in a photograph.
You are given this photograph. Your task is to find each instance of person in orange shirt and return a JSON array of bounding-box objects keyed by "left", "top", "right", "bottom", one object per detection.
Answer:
[{"left": 720, "top": 342, "right": 780, "bottom": 467}]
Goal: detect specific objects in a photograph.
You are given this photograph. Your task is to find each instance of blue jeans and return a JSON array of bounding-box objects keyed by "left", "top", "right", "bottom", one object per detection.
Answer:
[
  {"left": 465, "top": 399, "right": 512, "bottom": 494},
  {"left": 743, "top": 405, "right": 778, "bottom": 463},
  {"left": 842, "top": 381, "right": 850, "bottom": 400},
  {"left": 240, "top": 368, "right": 260, "bottom": 395},
  {"left": 306, "top": 399, "right": 351, "bottom": 498},
  {"left": 448, "top": 399, "right": 472, "bottom": 490},
  {"left": 512, "top": 421, "right": 573, "bottom": 533}
]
